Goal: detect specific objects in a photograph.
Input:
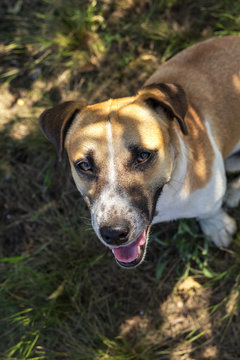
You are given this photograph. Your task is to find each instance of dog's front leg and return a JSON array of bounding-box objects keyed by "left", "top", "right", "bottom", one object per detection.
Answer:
[
  {"left": 224, "top": 176, "right": 240, "bottom": 209},
  {"left": 197, "top": 208, "right": 237, "bottom": 248}
]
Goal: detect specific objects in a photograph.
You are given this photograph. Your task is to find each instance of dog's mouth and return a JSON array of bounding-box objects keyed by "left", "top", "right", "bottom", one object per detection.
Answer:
[{"left": 110, "top": 227, "right": 149, "bottom": 268}]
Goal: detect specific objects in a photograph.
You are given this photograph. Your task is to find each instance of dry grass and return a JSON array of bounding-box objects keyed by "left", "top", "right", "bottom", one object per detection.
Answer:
[{"left": 1, "top": 0, "right": 240, "bottom": 359}]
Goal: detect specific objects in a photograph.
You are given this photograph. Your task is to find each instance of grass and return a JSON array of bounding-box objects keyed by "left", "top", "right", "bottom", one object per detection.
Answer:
[{"left": 1, "top": 0, "right": 240, "bottom": 358}]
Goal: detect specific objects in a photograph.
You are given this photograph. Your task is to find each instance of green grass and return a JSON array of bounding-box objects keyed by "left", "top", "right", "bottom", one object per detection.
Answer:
[{"left": 1, "top": 0, "right": 240, "bottom": 358}]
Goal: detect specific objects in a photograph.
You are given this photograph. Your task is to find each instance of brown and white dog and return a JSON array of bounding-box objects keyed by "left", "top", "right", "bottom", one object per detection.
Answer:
[{"left": 40, "top": 36, "right": 240, "bottom": 268}]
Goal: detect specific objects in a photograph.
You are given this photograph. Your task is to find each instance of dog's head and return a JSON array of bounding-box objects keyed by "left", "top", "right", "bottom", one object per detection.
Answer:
[{"left": 39, "top": 83, "right": 188, "bottom": 268}]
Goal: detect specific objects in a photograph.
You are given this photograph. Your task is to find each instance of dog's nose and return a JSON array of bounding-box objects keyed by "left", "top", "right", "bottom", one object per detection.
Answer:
[{"left": 100, "top": 225, "right": 129, "bottom": 246}]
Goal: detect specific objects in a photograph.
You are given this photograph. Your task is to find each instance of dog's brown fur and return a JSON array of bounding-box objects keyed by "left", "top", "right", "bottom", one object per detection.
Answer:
[{"left": 40, "top": 36, "right": 240, "bottom": 267}]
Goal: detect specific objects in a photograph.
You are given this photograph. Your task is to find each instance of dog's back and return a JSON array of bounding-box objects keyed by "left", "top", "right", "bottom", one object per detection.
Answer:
[{"left": 146, "top": 36, "right": 240, "bottom": 158}]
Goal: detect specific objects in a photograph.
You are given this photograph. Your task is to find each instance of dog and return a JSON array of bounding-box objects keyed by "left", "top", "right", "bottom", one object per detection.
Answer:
[{"left": 39, "top": 36, "right": 240, "bottom": 268}]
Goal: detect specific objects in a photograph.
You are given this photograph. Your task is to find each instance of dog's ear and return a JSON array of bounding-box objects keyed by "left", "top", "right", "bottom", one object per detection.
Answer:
[
  {"left": 137, "top": 83, "right": 188, "bottom": 135},
  {"left": 39, "top": 101, "right": 85, "bottom": 161}
]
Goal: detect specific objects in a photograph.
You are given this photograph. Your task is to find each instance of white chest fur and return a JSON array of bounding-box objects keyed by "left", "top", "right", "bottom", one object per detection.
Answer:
[{"left": 152, "top": 121, "right": 226, "bottom": 224}]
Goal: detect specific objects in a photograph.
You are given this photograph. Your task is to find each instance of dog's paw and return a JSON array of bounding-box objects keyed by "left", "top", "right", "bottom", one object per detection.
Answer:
[
  {"left": 198, "top": 210, "right": 237, "bottom": 248},
  {"left": 224, "top": 189, "right": 240, "bottom": 208},
  {"left": 224, "top": 177, "right": 240, "bottom": 208}
]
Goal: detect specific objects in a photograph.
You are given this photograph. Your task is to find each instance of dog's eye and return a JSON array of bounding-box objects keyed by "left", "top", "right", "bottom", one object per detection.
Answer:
[
  {"left": 136, "top": 151, "right": 151, "bottom": 164},
  {"left": 76, "top": 161, "right": 92, "bottom": 172}
]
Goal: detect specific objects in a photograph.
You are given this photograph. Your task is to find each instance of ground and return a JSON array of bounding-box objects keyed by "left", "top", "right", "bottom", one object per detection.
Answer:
[{"left": 1, "top": 0, "right": 240, "bottom": 359}]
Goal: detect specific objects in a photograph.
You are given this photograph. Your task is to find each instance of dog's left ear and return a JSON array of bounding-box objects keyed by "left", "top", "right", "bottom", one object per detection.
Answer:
[
  {"left": 137, "top": 83, "right": 188, "bottom": 135},
  {"left": 39, "top": 101, "right": 85, "bottom": 161}
]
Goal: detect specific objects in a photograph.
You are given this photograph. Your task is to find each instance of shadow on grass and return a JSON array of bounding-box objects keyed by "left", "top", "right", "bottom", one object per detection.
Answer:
[{"left": 1, "top": 0, "right": 240, "bottom": 104}]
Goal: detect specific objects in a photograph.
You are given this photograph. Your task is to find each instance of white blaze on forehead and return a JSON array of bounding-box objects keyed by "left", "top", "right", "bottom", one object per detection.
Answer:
[
  {"left": 106, "top": 120, "right": 116, "bottom": 186},
  {"left": 91, "top": 111, "right": 147, "bottom": 243}
]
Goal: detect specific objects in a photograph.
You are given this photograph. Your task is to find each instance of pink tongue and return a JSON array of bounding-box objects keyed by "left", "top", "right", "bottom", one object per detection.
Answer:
[{"left": 112, "top": 230, "right": 146, "bottom": 263}]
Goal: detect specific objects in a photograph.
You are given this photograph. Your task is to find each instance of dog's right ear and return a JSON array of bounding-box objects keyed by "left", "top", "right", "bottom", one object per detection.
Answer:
[
  {"left": 39, "top": 101, "right": 85, "bottom": 161},
  {"left": 138, "top": 83, "right": 188, "bottom": 135}
]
